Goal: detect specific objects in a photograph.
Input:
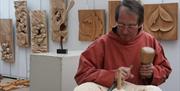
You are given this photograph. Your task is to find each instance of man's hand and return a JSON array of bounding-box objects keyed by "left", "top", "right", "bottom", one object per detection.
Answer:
[
  {"left": 140, "top": 63, "right": 154, "bottom": 78},
  {"left": 115, "top": 66, "right": 134, "bottom": 81}
]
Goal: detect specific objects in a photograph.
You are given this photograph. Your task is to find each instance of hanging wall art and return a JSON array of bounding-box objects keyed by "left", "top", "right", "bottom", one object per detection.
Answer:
[
  {"left": 144, "top": 3, "right": 178, "bottom": 40},
  {"left": 30, "top": 10, "right": 48, "bottom": 53},
  {"left": 79, "top": 10, "right": 105, "bottom": 41},
  {"left": 14, "top": 0, "right": 30, "bottom": 47},
  {"left": 0, "top": 19, "right": 15, "bottom": 63}
]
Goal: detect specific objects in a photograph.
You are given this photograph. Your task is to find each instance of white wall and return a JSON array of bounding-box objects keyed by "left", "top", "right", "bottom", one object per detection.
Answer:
[{"left": 0, "top": 0, "right": 179, "bottom": 91}]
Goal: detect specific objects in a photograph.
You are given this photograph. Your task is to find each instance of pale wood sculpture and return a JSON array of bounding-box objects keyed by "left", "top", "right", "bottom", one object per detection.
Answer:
[
  {"left": 114, "top": 81, "right": 162, "bottom": 91},
  {"left": 79, "top": 10, "right": 105, "bottom": 41},
  {"left": 108, "top": 0, "right": 120, "bottom": 31},
  {"left": 30, "top": 10, "right": 48, "bottom": 53},
  {"left": 0, "top": 19, "right": 14, "bottom": 63},
  {"left": 14, "top": 0, "right": 30, "bottom": 47},
  {"left": 144, "top": 3, "right": 178, "bottom": 40},
  {"left": 51, "top": 0, "right": 75, "bottom": 42},
  {"left": 0, "top": 79, "right": 29, "bottom": 91}
]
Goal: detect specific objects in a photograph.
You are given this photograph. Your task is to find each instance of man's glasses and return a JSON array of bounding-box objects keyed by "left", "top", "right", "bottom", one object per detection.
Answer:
[{"left": 117, "top": 23, "right": 138, "bottom": 30}]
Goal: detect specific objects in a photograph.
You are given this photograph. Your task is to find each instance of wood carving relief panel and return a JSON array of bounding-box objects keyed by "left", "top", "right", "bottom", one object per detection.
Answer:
[
  {"left": 0, "top": 19, "right": 14, "bottom": 63},
  {"left": 30, "top": 11, "right": 48, "bottom": 53},
  {"left": 79, "top": 10, "right": 105, "bottom": 41},
  {"left": 51, "top": 0, "right": 74, "bottom": 42},
  {"left": 14, "top": 0, "right": 30, "bottom": 47},
  {"left": 144, "top": 3, "right": 178, "bottom": 40},
  {"left": 108, "top": 0, "right": 120, "bottom": 31}
]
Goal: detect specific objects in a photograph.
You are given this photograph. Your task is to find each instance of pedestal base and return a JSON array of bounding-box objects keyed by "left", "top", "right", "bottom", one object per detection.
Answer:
[{"left": 57, "top": 49, "right": 68, "bottom": 54}]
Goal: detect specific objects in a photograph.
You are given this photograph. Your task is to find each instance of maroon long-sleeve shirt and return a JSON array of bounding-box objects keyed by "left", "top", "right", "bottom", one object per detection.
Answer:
[{"left": 74, "top": 30, "right": 172, "bottom": 87}]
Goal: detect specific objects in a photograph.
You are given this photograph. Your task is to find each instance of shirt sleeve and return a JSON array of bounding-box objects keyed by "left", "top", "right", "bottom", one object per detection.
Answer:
[
  {"left": 74, "top": 39, "right": 116, "bottom": 87},
  {"left": 151, "top": 40, "right": 172, "bottom": 85}
]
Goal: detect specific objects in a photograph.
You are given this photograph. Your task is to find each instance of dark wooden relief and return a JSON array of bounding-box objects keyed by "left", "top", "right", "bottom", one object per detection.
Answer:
[
  {"left": 0, "top": 19, "right": 14, "bottom": 63},
  {"left": 30, "top": 10, "right": 48, "bottom": 53},
  {"left": 144, "top": 3, "right": 178, "bottom": 40},
  {"left": 108, "top": 0, "right": 120, "bottom": 31},
  {"left": 79, "top": 10, "right": 105, "bottom": 41},
  {"left": 14, "top": 0, "right": 30, "bottom": 47},
  {"left": 51, "top": 0, "right": 75, "bottom": 42}
]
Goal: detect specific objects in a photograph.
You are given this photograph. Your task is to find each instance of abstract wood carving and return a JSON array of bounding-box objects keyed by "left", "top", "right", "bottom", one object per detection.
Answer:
[
  {"left": 144, "top": 3, "right": 178, "bottom": 40},
  {"left": 79, "top": 10, "right": 105, "bottom": 41},
  {"left": 0, "top": 19, "right": 14, "bottom": 63},
  {"left": 51, "top": 0, "right": 75, "bottom": 42},
  {"left": 30, "top": 10, "right": 48, "bottom": 53},
  {"left": 14, "top": 0, "right": 30, "bottom": 47},
  {"left": 108, "top": 0, "right": 120, "bottom": 31}
]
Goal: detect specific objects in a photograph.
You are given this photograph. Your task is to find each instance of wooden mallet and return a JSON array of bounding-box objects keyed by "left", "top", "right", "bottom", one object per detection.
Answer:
[{"left": 141, "top": 47, "right": 155, "bottom": 78}]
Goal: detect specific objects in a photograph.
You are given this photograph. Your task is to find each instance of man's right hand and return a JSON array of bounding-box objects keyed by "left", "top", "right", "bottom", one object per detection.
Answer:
[{"left": 115, "top": 66, "right": 134, "bottom": 81}]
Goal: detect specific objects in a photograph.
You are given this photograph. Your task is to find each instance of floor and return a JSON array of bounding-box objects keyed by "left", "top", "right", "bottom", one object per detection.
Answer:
[{"left": 0, "top": 78, "right": 29, "bottom": 91}]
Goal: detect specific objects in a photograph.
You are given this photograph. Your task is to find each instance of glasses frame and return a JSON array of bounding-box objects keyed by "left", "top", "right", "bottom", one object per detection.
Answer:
[{"left": 117, "top": 23, "right": 138, "bottom": 30}]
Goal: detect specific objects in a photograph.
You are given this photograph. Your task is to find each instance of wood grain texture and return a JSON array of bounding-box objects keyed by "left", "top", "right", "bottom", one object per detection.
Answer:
[
  {"left": 144, "top": 3, "right": 178, "bottom": 40},
  {"left": 14, "top": 0, "right": 30, "bottom": 48},
  {"left": 79, "top": 10, "right": 105, "bottom": 41},
  {"left": 0, "top": 19, "right": 14, "bottom": 63},
  {"left": 108, "top": 0, "right": 120, "bottom": 31},
  {"left": 50, "top": 0, "right": 67, "bottom": 42},
  {"left": 30, "top": 10, "right": 48, "bottom": 53}
]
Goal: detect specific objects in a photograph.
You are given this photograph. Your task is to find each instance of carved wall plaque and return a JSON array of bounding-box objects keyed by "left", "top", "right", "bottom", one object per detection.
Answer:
[
  {"left": 14, "top": 0, "right": 30, "bottom": 47},
  {"left": 108, "top": 0, "right": 120, "bottom": 31},
  {"left": 0, "top": 19, "right": 14, "bottom": 63},
  {"left": 50, "top": 0, "right": 74, "bottom": 42},
  {"left": 79, "top": 10, "right": 105, "bottom": 41},
  {"left": 144, "top": 3, "right": 178, "bottom": 40},
  {"left": 30, "top": 10, "right": 48, "bottom": 53}
]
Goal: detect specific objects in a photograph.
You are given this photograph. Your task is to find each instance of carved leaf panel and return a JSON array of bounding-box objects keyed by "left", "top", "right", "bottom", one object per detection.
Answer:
[{"left": 144, "top": 3, "right": 178, "bottom": 40}]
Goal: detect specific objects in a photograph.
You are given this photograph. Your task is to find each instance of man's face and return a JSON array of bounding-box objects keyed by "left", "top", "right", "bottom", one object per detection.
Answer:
[{"left": 116, "top": 6, "right": 140, "bottom": 42}]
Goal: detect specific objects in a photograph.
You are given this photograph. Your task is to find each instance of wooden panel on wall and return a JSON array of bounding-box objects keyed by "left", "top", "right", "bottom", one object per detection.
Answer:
[
  {"left": 79, "top": 10, "right": 105, "bottom": 41},
  {"left": 144, "top": 3, "right": 178, "bottom": 40},
  {"left": 14, "top": 0, "right": 30, "bottom": 48},
  {"left": 30, "top": 10, "right": 48, "bottom": 53},
  {"left": 108, "top": 0, "right": 120, "bottom": 31},
  {"left": 0, "top": 19, "right": 14, "bottom": 63}
]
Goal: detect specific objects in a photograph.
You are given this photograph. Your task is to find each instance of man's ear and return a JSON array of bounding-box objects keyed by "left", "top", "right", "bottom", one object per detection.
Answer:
[{"left": 138, "top": 24, "right": 143, "bottom": 31}]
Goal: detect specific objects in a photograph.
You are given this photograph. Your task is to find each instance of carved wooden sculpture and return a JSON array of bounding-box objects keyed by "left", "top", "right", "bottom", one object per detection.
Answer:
[
  {"left": 30, "top": 10, "right": 48, "bottom": 53},
  {"left": 108, "top": 0, "right": 120, "bottom": 31},
  {"left": 144, "top": 3, "right": 178, "bottom": 40},
  {"left": 0, "top": 19, "right": 14, "bottom": 63},
  {"left": 79, "top": 10, "right": 105, "bottom": 41},
  {"left": 51, "top": 0, "right": 75, "bottom": 42},
  {"left": 14, "top": 0, "right": 30, "bottom": 47}
]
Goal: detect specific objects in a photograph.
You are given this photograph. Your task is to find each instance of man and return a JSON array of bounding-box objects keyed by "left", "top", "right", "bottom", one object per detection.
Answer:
[{"left": 74, "top": 0, "right": 172, "bottom": 91}]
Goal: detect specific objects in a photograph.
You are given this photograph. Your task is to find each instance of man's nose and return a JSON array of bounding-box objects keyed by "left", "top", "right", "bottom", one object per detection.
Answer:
[{"left": 121, "top": 27, "right": 129, "bottom": 34}]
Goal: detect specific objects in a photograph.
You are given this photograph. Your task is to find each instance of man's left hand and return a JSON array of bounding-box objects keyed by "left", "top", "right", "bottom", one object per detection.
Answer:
[{"left": 140, "top": 63, "right": 154, "bottom": 78}]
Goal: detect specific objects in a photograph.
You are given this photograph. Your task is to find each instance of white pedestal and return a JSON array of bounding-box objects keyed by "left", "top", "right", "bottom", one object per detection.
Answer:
[{"left": 30, "top": 51, "right": 82, "bottom": 91}]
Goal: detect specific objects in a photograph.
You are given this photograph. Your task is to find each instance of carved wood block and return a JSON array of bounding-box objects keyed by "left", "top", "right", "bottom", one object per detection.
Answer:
[
  {"left": 79, "top": 10, "right": 105, "bottom": 41},
  {"left": 144, "top": 3, "right": 178, "bottom": 40},
  {"left": 14, "top": 0, "right": 30, "bottom": 48},
  {"left": 50, "top": 0, "right": 67, "bottom": 42},
  {"left": 30, "top": 10, "right": 48, "bottom": 53},
  {"left": 0, "top": 19, "right": 15, "bottom": 63},
  {"left": 108, "top": 0, "right": 120, "bottom": 31}
]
